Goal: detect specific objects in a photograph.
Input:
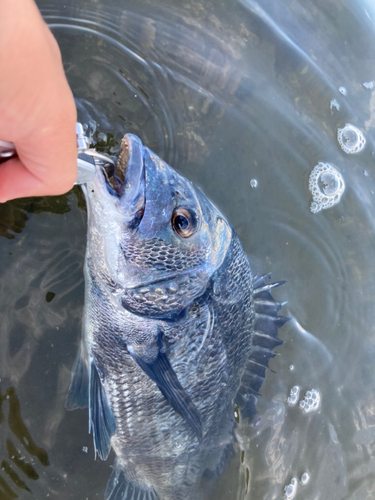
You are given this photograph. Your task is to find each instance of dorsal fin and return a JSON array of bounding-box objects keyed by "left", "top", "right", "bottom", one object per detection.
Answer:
[
  {"left": 235, "top": 274, "right": 289, "bottom": 419},
  {"left": 253, "top": 273, "right": 286, "bottom": 302}
]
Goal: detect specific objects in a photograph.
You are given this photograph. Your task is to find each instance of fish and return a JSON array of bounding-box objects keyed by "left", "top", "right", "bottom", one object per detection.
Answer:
[{"left": 66, "top": 133, "right": 288, "bottom": 500}]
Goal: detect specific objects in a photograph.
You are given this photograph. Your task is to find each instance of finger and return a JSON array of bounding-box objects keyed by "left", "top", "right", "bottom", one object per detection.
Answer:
[
  {"left": 15, "top": 100, "right": 78, "bottom": 198},
  {"left": 0, "top": 157, "right": 75, "bottom": 203},
  {"left": 0, "top": 0, "right": 77, "bottom": 200}
]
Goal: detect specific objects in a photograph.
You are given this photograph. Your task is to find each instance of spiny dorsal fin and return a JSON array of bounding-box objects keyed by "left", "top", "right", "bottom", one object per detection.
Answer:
[
  {"left": 254, "top": 298, "right": 285, "bottom": 317},
  {"left": 255, "top": 314, "right": 289, "bottom": 338},
  {"left": 253, "top": 273, "right": 286, "bottom": 302},
  {"left": 235, "top": 274, "right": 288, "bottom": 419},
  {"left": 253, "top": 330, "right": 283, "bottom": 349}
]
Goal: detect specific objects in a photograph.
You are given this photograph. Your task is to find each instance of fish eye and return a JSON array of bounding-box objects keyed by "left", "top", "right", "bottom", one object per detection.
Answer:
[{"left": 171, "top": 207, "right": 199, "bottom": 238}]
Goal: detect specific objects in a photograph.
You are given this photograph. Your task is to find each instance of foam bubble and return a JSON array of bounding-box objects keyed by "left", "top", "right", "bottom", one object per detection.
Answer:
[
  {"left": 363, "top": 81, "right": 374, "bottom": 90},
  {"left": 250, "top": 179, "right": 258, "bottom": 188},
  {"left": 330, "top": 99, "right": 340, "bottom": 112},
  {"left": 337, "top": 124, "right": 366, "bottom": 154},
  {"left": 308, "top": 163, "right": 345, "bottom": 214},
  {"left": 339, "top": 86, "right": 347, "bottom": 95},
  {"left": 301, "top": 472, "right": 310, "bottom": 485},
  {"left": 299, "top": 389, "right": 321, "bottom": 413},
  {"left": 287, "top": 386, "right": 300, "bottom": 406},
  {"left": 284, "top": 477, "right": 298, "bottom": 499}
]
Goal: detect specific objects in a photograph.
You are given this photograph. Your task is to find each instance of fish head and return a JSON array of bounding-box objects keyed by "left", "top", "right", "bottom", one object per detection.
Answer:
[{"left": 83, "top": 134, "right": 232, "bottom": 319}]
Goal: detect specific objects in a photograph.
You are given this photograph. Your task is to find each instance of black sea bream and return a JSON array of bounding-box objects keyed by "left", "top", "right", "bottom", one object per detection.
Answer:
[{"left": 66, "top": 134, "right": 287, "bottom": 500}]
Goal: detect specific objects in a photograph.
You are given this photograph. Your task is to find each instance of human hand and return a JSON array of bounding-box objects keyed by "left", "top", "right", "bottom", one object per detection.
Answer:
[{"left": 0, "top": 0, "right": 77, "bottom": 203}]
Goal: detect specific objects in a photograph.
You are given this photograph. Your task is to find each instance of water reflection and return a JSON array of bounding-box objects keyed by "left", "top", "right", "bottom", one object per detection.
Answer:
[
  {"left": 0, "top": 0, "right": 375, "bottom": 497},
  {"left": 0, "top": 195, "right": 71, "bottom": 240},
  {"left": 0, "top": 387, "right": 49, "bottom": 499}
]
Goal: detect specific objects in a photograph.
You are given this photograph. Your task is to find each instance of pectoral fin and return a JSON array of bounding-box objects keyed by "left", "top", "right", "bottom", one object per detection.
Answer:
[
  {"left": 89, "top": 361, "right": 116, "bottom": 460},
  {"left": 128, "top": 339, "right": 202, "bottom": 440}
]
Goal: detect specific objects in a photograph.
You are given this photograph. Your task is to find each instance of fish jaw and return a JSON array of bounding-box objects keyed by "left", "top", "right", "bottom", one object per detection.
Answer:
[{"left": 81, "top": 134, "right": 146, "bottom": 288}]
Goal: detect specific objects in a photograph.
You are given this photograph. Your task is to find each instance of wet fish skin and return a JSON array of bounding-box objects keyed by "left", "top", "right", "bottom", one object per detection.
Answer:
[{"left": 67, "top": 134, "right": 284, "bottom": 500}]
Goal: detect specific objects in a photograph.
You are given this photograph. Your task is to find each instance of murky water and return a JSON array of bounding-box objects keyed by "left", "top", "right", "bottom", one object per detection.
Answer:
[{"left": 1, "top": 0, "right": 375, "bottom": 498}]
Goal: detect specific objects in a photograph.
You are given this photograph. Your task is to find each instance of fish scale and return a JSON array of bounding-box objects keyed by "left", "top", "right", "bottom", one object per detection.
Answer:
[{"left": 66, "top": 133, "right": 287, "bottom": 500}]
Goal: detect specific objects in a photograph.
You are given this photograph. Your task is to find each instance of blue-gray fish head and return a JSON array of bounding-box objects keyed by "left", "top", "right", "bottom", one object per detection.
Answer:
[{"left": 83, "top": 134, "right": 232, "bottom": 319}]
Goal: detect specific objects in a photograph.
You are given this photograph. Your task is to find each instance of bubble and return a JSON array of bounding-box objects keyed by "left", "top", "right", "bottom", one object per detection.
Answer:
[
  {"left": 364, "top": 170, "right": 369, "bottom": 177},
  {"left": 363, "top": 81, "right": 374, "bottom": 90},
  {"left": 308, "top": 163, "right": 345, "bottom": 214},
  {"left": 299, "top": 389, "right": 321, "bottom": 413},
  {"left": 330, "top": 98, "right": 340, "bottom": 112},
  {"left": 97, "top": 132, "right": 108, "bottom": 143},
  {"left": 337, "top": 124, "right": 366, "bottom": 154},
  {"left": 287, "top": 386, "right": 300, "bottom": 406},
  {"left": 250, "top": 179, "right": 258, "bottom": 188},
  {"left": 289, "top": 364, "right": 294, "bottom": 371},
  {"left": 339, "top": 86, "right": 347, "bottom": 95},
  {"left": 284, "top": 477, "right": 298, "bottom": 499},
  {"left": 318, "top": 171, "right": 339, "bottom": 195},
  {"left": 301, "top": 472, "right": 310, "bottom": 485},
  {"left": 82, "top": 446, "right": 88, "bottom": 453}
]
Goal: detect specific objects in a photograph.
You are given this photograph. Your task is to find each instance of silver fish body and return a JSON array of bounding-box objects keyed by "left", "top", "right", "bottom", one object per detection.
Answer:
[{"left": 67, "top": 134, "right": 286, "bottom": 500}]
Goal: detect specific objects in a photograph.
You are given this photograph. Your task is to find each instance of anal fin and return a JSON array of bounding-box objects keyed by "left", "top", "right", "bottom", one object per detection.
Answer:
[
  {"left": 66, "top": 345, "right": 89, "bottom": 410},
  {"left": 90, "top": 361, "right": 116, "bottom": 461},
  {"left": 105, "top": 465, "right": 159, "bottom": 500}
]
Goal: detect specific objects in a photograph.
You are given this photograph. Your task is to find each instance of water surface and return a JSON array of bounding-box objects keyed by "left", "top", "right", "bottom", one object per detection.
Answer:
[{"left": 1, "top": 0, "right": 375, "bottom": 498}]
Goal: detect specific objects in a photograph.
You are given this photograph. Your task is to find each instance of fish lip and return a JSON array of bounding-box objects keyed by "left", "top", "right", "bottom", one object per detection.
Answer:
[
  {"left": 89, "top": 134, "right": 146, "bottom": 219},
  {"left": 101, "top": 137, "right": 129, "bottom": 198},
  {"left": 82, "top": 161, "right": 114, "bottom": 204},
  {"left": 118, "top": 134, "right": 145, "bottom": 217}
]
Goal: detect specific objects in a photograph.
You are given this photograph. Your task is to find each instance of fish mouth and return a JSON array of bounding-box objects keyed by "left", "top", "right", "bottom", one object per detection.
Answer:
[
  {"left": 102, "top": 136, "right": 130, "bottom": 197},
  {"left": 101, "top": 134, "right": 146, "bottom": 219}
]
